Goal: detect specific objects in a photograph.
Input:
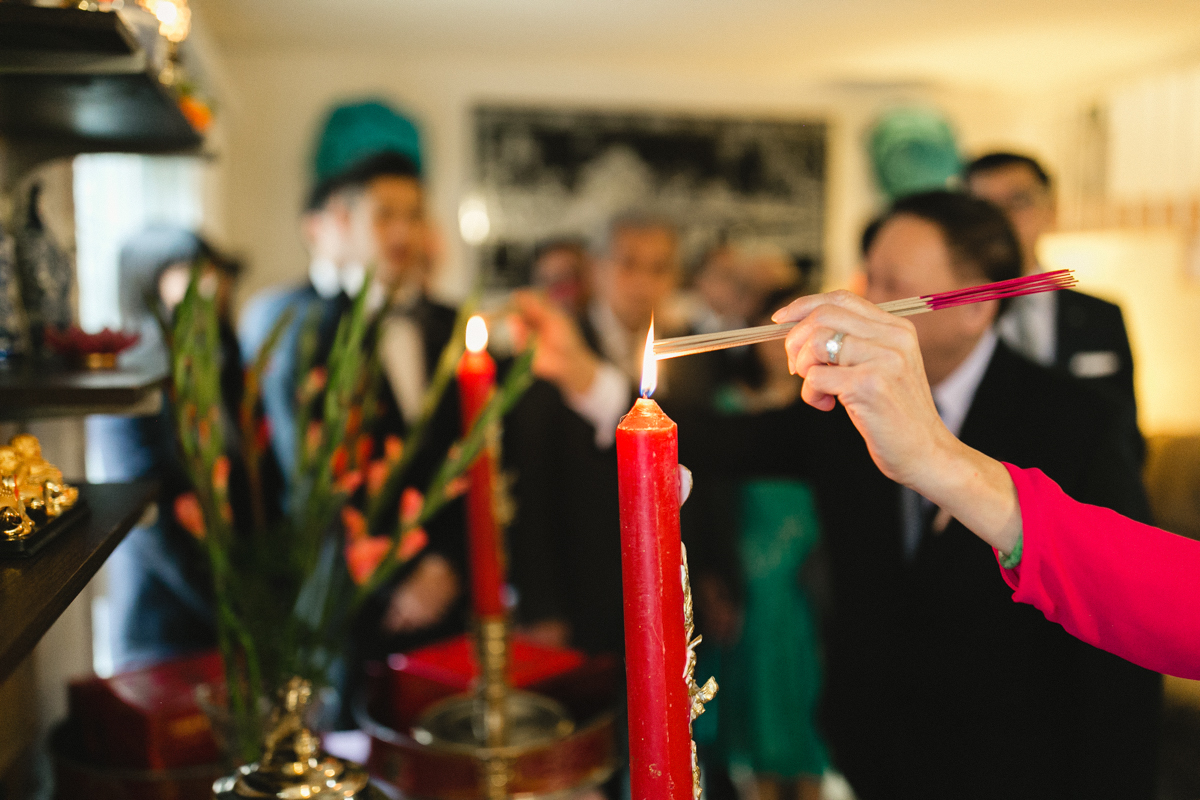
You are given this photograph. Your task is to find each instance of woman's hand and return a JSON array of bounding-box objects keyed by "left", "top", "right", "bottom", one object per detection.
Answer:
[
  {"left": 772, "top": 291, "right": 1022, "bottom": 555},
  {"left": 773, "top": 291, "right": 950, "bottom": 488}
]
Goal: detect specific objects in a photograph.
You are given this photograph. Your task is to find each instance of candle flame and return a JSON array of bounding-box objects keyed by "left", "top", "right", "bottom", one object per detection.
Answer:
[
  {"left": 640, "top": 319, "right": 657, "bottom": 398},
  {"left": 465, "top": 315, "right": 488, "bottom": 353}
]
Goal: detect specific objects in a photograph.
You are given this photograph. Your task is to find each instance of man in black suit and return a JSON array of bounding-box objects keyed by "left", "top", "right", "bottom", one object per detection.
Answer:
[
  {"left": 240, "top": 106, "right": 463, "bottom": 652},
  {"left": 965, "top": 152, "right": 1138, "bottom": 405},
  {"left": 680, "top": 191, "right": 1160, "bottom": 799}
]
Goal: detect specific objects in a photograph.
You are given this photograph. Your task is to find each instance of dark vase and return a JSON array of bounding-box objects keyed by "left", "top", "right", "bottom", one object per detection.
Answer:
[
  {"left": 0, "top": 221, "right": 28, "bottom": 359},
  {"left": 15, "top": 182, "right": 74, "bottom": 355}
]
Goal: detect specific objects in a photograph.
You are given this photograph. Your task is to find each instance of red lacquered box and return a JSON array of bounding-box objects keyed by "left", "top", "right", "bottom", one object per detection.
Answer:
[
  {"left": 68, "top": 650, "right": 223, "bottom": 769},
  {"left": 385, "top": 634, "right": 586, "bottom": 728}
]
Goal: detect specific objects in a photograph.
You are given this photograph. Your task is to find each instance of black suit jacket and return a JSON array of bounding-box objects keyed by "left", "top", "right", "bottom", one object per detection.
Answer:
[
  {"left": 1055, "top": 289, "right": 1137, "bottom": 405},
  {"left": 680, "top": 342, "right": 1160, "bottom": 800}
]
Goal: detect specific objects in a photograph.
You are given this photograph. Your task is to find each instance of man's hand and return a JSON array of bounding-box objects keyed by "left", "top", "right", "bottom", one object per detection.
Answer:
[
  {"left": 510, "top": 290, "right": 599, "bottom": 397},
  {"left": 383, "top": 553, "right": 460, "bottom": 634}
]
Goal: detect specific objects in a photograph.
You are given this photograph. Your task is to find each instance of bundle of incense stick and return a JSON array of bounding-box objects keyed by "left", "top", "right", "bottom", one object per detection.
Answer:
[{"left": 654, "top": 269, "right": 1077, "bottom": 360}]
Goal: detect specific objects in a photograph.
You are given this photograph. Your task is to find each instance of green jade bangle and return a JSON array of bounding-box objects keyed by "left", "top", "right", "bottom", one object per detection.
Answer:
[{"left": 998, "top": 532, "right": 1024, "bottom": 569}]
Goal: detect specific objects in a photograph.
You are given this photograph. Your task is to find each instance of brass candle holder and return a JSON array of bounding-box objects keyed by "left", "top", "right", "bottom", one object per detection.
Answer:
[{"left": 412, "top": 614, "right": 575, "bottom": 800}]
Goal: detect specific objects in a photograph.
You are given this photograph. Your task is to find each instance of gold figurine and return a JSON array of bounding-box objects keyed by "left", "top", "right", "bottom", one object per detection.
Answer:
[
  {"left": 9, "top": 434, "right": 78, "bottom": 517},
  {"left": 227, "top": 677, "right": 370, "bottom": 799},
  {"left": 681, "top": 544, "right": 718, "bottom": 800},
  {"left": 0, "top": 447, "right": 34, "bottom": 539}
]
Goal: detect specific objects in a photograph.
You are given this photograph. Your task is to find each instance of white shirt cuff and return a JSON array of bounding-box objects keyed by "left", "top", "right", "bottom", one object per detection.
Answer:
[{"left": 565, "top": 361, "right": 630, "bottom": 450}]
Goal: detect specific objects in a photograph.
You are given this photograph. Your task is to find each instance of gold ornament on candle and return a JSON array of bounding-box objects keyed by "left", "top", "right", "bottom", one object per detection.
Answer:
[{"left": 681, "top": 543, "right": 718, "bottom": 800}]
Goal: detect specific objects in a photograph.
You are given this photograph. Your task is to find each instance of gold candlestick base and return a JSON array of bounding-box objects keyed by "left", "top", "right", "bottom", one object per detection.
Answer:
[
  {"left": 411, "top": 615, "right": 574, "bottom": 800},
  {"left": 212, "top": 678, "right": 380, "bottom": 799},
  {"left": 476, "top": 615, "right": 509, "bottom": 748}
]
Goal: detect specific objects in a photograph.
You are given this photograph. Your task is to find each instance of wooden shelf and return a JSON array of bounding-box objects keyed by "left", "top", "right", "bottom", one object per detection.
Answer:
[
  {"left": 0, "top": 481, "right": 157, "bottom": 684},
  {"left": 0, "top": 4, "right": 142, "bottom": 73},
  {"left": 0, "top": 358, "right": 166, "bottom": 421},
  {"left": 0, "top": 5, "right": 202, "bottom": 160}
]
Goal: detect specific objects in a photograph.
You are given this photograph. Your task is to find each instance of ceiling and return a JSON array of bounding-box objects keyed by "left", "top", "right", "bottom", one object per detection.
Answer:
[{"left": 195, "top": 0, "right": 1200, "bottom": 92}]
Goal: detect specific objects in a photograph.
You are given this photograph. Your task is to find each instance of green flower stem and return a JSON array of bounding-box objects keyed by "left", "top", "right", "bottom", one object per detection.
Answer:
[
  {"left": 352, "top": 343, "right": 535, "bottom": 605},
  {"left": 365, "top": 294, "right": 477, "bottom": 532}
]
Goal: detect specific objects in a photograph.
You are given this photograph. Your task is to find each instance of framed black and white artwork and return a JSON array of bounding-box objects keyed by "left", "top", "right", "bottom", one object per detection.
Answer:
[{"left": 470, "top": 105, "right": 827, "bottom": 287}]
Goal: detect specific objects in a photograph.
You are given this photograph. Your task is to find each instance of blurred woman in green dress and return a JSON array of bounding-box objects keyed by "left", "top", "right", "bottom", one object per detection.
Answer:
[{"left": 704, "top": 286, "right": 829, "bottom": 800}]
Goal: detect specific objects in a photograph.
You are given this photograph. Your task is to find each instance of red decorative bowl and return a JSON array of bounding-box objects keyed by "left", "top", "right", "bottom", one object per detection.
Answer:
[{"left": 44, "top": 326, "right": 141, "bottom": 368}]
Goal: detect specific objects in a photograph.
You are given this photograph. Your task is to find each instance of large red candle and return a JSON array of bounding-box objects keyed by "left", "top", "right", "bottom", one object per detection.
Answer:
[
  {"left": 616, "top": 325, "right": 692, "bottom": 800},
  {"left": 457, "top": 315, "right": 506, "bottom": 618}
]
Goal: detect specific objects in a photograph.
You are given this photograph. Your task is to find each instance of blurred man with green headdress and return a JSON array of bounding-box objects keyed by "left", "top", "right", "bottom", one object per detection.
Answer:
[{"left": 239, "top": 99, "right": 465, "bottom": 673}]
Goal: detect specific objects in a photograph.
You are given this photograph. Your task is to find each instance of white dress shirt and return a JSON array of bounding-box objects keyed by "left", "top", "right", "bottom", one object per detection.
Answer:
[
  {"left": 562, "top": 301, "right": 639, "bottom": 449},
  {"left": 996, "top": 286, "right": 1057, "bottom": 367}
]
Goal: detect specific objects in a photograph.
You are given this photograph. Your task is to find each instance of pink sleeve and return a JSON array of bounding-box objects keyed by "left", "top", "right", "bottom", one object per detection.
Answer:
[{"left": 998, "top": 463, "right": 1200, "bottom": 679}]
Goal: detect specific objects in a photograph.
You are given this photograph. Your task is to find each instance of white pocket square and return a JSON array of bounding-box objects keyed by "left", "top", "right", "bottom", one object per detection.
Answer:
[{"left": 1069, "top": 350, "right": 1120, "bottom": 378}]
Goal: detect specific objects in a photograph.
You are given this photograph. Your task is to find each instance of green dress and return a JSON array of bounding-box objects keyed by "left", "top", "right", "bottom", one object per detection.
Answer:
[{"left": 696, "top": 390, "right": 828, "bottom": 779}]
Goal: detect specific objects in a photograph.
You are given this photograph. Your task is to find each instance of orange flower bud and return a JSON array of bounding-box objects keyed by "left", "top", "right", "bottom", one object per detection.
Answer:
[
  {"left": 398, "top": 527, "right": 428, "bottom": 562},
  {"left": 174, "top": 493, "right": 206, "bottom": 539},
  {"left": 198, "top": 418, "right": 211, "bottom": 448},
  {"left": 341, "top": 506, "right": 368, "bottom": 543},
  {"left": 345, "top": 536, "right": 391, "bottom": 585},
  {"left": 306, "top": 422, "right": 323, "bottom": 457},
  {"left": 366, "top": 460, "right": 389, "bottom": 497},
  {"left": 355, "top": 434, "right": 373, "bottom": 468},
  {"left": 331, "top": 445, "right": 349, "bottom": 479},
  {"left": 346, "top": 406, "right": 363, "bottom": 437},
  {"left": 256, "top": 418, "right": 271, "bottom": 451},
  {"left": 336, "top": 469, "right": 363, "bottom": 495},
  {"left": 400, "top": 487, "right": 423, "bottom": 525},
  {"left": 305, "top": 367, "right": 328, "bottom": 396},
  {"left": 211, "top": 456, "right": 230, "bottom": 493},
  {"left": 384, "top": 435, "right": 403, "bottom": 463},
  {"left": 445, "top": 476, "right": 469, "bottom": 500}
]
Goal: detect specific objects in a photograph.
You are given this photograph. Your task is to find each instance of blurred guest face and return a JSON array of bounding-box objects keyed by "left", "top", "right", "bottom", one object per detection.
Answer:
[
  {"left": 967, "top": 164, "right": 1055, "bottom": 273},
  {"left": 158, "top": 262, "right": 234, "bottom": 317},
  {"left": 358, "top": 175, "right": 429, "bottom": 290},
  {"left": 302, "top": 193, "right": 355, "bottom": 265},
  {"left": 864, "top": 215, "right": 997, "bottom": 385},
  {"left": 599, "top": 225, "right": 679, "bottom": 332},
  {"left": 695, "top": 247, "right": 755, "bottom": 324},
  {"left": 533, "top": 246, "right": 589, "bottom": 315}
]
